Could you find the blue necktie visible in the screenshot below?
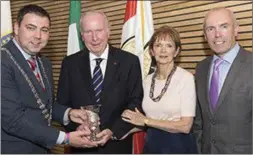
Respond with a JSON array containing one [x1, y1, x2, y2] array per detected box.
[[92, 58, 103, 103]]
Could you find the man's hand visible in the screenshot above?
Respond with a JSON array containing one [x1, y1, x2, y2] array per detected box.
[[94, 129, 113, 146], [68, 109, 88, 124], [76, 123, 90, 131], [76, 123, 91, 140], [68, 130, 98, 148]]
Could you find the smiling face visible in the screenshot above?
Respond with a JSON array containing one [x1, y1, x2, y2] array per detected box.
[[80, 12, 110, 56], [150, 37, 179, 65], [14, 13, 50, 55], [204, 8, 239, 56], [149, 26, 181, 66]]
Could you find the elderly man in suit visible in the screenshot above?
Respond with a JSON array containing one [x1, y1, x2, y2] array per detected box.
[[1, 4, 98, 154], [192, 7, 252, 154], [57, 11, 143, 154]]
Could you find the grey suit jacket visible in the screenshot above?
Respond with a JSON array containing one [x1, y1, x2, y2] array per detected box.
[[192, 47, 252, 154], [1, 40, 67, 154]]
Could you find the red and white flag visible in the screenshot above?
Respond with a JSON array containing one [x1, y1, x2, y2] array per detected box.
[[121, 0, 154, 153], [121, 0, 154, 79]]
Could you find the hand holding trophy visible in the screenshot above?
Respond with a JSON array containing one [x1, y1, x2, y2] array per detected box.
[[80, 104, 102, 142]]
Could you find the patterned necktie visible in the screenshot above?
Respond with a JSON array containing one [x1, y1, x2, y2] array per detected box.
[[92, 58, 103, 103], [27, 56, 45, 90], [209, 58, 223, 111]]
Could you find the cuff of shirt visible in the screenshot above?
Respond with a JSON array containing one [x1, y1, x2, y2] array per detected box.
[[56, 131, 66, 144], [63, 108, 71, 125]]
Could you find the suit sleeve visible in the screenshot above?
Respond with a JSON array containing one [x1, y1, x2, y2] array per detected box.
[[1, 53, 59, 149], [43, 57, 68, 124], [56, 57, 79, 131], [110, 55, 144, 138], [191, 67, 203, 154]]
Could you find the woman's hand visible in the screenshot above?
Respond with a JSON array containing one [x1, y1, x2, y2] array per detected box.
[[121, 108, 147, 126]]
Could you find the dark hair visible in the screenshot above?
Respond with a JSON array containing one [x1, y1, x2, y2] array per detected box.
[[149, 25, 181, 57], [16, 4, 51, 26]]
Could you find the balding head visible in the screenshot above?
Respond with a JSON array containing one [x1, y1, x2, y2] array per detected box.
[[203, 7, 238, 33], [79, 10, 110, 56], [203, 7, 239, 56], [80, 11, 110, 32]]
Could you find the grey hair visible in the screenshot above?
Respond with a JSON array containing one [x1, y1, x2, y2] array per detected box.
[[79, 10, 111, 32]]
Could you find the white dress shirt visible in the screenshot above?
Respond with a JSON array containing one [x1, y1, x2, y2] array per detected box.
[[208, 43, 240, 95], [89, 44, 109, 78]]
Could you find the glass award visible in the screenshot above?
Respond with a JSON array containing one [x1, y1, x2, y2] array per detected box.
[[81, 104, 102, 141]]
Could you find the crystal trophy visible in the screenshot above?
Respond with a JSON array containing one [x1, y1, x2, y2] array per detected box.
[[81, 104, 101, 141]]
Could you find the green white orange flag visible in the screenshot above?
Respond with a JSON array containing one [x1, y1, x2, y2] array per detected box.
[[67, 1, 83, 56], [1, 0, 12, 45], [121, 0, 154, 153]]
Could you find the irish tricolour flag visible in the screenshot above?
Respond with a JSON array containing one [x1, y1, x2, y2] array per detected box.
[[67, 1, 83, 56]]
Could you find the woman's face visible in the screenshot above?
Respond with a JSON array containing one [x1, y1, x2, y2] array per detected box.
[[150, 37, 179, 65]]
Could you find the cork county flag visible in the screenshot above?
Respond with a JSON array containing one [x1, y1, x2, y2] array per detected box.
[[121, 0, 154, 79], [121, 0, 154, 153]]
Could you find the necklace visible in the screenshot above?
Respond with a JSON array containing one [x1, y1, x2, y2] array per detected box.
[[149, 65, 177, 102]]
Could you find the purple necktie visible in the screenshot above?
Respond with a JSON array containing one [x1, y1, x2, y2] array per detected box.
[[209, 58, 223, 111]]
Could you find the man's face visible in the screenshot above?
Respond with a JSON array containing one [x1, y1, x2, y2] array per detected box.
[[14, 13, 50, 55], [204, 9, 238, 56], [81, 13, 109, 56]]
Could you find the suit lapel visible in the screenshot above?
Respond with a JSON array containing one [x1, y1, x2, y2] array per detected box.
[[200, 57, 215, 115], [37, 58, 52, 104], [100, 46, 120, 104], [7, 41, 46, 95], [78, 51, 97, 104], [214, 48, 247, 113]]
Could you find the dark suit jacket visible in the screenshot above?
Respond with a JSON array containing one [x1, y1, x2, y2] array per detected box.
[[1, 40, 67, 154], [192, 47, 252, 154], [57, 45, 143, 153]]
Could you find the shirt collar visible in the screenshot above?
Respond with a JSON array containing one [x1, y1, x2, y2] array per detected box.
[[212, 42, 240, 64], [12, 38, 33, 60], [89, 44, 109, 61]]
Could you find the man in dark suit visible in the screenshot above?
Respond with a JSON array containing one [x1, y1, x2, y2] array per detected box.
[[57, 11, 143, 153], [192, 7, 252, 154], [1, 5, 98, 154]]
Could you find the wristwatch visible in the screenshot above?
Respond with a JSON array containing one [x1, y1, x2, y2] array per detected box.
[[111, 134, 118, 140], [144, 119, 150, 126]]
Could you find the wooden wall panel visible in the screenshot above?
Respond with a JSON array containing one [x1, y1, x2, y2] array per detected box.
[[10, 0, 252, 154]]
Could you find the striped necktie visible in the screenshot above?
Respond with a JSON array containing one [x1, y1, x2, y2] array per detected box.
[[92, 58, 103, 103], [27, 56, 45, 90]]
